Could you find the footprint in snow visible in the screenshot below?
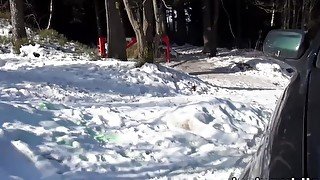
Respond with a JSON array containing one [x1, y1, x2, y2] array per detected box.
[[0, 60, 7, 67]]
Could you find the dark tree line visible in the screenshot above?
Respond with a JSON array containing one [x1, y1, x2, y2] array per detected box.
[[4, 0, 320, 63], [249, 0, 320, 29]]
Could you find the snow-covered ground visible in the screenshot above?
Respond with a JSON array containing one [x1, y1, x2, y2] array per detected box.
[[0, 25, 292, 179]]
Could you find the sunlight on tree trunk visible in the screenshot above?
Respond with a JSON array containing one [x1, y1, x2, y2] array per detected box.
[[9, 0, 27, 53], [46, 0, 54, 29]]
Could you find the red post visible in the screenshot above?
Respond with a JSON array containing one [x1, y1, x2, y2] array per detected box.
[[162, 35, 171, 63], [126, 37, 137, 49], [98, 37, 106, 58]]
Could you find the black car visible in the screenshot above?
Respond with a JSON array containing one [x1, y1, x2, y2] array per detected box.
[[240, 28, 320, 179]]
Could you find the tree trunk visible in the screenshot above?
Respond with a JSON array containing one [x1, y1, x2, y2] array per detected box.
[[211, 0, 219, 56], [236, 0, 242, 48], [106, 0, 127, 61], [159, 2, 166, 35], [153, 0, 161, 36], [282, 0, 288, 29], [190, 1, 202, 46], [202, 0, 219, 56], [301, 0, 307, 29], [271, 2, 275, 27], [175, 2, 186, 45], [307, 0, 320, 39], [142, 0, 154, 63], [292, 0, 296, 29], [169, 8, 176, 42], [202, 0, 212, 53], [94, 0, 103, 36], [153, 0, 166, 58], [123, 0, 154, 64], [309, 0, 319, 23], [46, 0, 53, 29], [9, 0, 27, 43]]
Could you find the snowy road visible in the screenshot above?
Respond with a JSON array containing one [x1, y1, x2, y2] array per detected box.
[[0, 44, 290, 179]]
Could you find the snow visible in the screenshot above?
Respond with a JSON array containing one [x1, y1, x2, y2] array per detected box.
[[0, 22, 292, 179], [0, 19, 12, 37]]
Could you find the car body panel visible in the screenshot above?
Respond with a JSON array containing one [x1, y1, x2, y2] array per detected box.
[[240, 29, 320, 179]]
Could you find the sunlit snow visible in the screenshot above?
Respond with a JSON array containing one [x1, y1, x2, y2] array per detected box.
[[0, 24, 292, 179]]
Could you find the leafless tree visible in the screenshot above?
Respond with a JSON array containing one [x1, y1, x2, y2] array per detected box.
[[105, 0, 127, 60], [46, 0, 53, 29], [9, 0, 27, 44], [202, 0, 219, 57], [123, 0, 154, 63], [249, 0, 319, 30]]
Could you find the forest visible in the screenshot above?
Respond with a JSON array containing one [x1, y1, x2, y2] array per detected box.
[[3, 0, 320, 63]]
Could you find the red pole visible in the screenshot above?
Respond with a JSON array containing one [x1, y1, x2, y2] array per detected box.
[[126, 37, 137, 49], [162, 35, 171, 63], [98, 37, 106, 58]]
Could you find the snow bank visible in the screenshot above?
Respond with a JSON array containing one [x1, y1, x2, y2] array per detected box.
[[0, 19, 12, 38], [0, 43, 290, 179]]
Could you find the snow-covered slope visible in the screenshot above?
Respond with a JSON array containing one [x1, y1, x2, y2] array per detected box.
[[0, 37, 291, 179]]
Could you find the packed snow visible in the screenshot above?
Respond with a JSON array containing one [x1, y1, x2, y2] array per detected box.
[[0, 26, 292, 179]]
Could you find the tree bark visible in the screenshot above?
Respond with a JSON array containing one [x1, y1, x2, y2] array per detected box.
[[211, 0, 219, 56], [301, 0, 307, 29], [190, 1, 202, 46], [236, 0, 242, 48], [175, 2, 186, 45], [202, 0, 212, 53], [123, 0, 144, 60], [282, 0, 288, 29], [153, 0, 166, 58], [307, 0, 320, 39], [123, 0, 154, 64], [46, 0, 53, 29], [202, 0, 219, 57], [153, 0, 161, 36], [159, 2, 166, 35], [271, 2, 275, 27], [143, 0, 154, 63], [106, 0, 127, 61], [94, 0, 103, 36], [9, 0, 27, 42], [292, 0, 296, 29]]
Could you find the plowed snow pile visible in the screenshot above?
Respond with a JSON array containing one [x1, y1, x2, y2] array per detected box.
[[0, 35, 291, 179]]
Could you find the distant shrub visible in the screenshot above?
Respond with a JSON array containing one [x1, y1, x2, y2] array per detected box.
[[0, 36, 10, 44], [71, 41, 100, 61], [36, 29, 99, 60], [0, 11, 10, 20], [38, 29, 68, 46], [126, 43, 138, 59], [127, 44, 149, 67]]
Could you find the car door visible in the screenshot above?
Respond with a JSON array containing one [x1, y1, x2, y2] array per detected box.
[[306, 48, 320, 177], [240, 29, 320, 179]]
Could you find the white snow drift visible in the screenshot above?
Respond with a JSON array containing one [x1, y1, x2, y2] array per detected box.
[[0, 40, 291, 179]]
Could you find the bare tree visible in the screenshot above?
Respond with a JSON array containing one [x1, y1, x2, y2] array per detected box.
[[306, 0, 320, 38], [123, 0, 154, 64], [46, 0, 53, 29], [9, 0, 27, 48], [250, 0, 319, 30], [106, 0, 127, 60], [175, 1, 186, 45], [202, 0, 219, 57], [153, 0, 167, 58]]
